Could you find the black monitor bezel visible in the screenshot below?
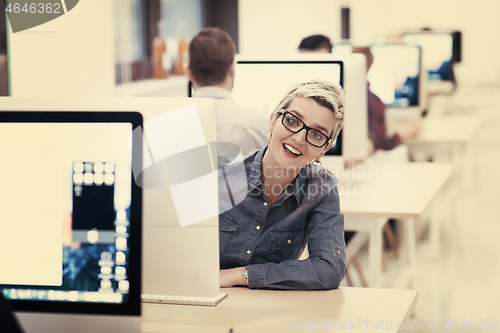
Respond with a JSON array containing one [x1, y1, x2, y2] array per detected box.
[[0, 111, 143, 316]]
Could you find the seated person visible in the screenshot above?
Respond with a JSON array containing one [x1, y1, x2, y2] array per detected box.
[[219, 80, 346, 290]]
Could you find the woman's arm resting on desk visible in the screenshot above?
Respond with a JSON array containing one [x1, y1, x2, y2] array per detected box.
[[220, 267, 248, 288]]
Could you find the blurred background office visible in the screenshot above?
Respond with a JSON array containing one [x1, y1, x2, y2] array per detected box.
[[3, 1, 500, 332], [4, 0, 500, 95]]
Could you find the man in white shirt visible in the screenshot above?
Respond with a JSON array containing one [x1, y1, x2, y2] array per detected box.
[[186, 27, 268, 156]]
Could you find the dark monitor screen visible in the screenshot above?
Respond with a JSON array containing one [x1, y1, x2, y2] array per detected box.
[[189, 60, 344, 156], [369, 44, 421, 108], [0, 112, 143, 317], [402, 32, 455, 82], [451, 31, 461, 63]]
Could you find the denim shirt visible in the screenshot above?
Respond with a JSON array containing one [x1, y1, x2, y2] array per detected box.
[[219, 148, 346, 290]]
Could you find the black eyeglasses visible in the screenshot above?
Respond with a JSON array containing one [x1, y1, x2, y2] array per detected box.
[[278, 109, 332, 148]]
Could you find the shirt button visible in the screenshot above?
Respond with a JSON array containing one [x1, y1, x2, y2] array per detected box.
[[256, 226, 261, 230], [246, 250, 251, 255], [264, 202, 268, 206], [287, 239, 291, 244]]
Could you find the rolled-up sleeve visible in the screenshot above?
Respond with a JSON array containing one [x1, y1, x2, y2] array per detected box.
[[246, 187, 346, 290]]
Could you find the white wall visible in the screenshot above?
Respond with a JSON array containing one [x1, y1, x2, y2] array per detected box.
[[350, 0, 500, 85], [8, 0, 114, 97], [239, 0, 500, 85], [239, 0, 342, 55]]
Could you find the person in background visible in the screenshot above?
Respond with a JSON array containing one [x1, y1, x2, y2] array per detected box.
[[186, 27, 268, 156], [298, 34, 332, 53], [0, 293, 24, 333]]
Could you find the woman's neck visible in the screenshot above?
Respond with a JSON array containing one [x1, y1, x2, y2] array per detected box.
[[261, 151, 299, 205]]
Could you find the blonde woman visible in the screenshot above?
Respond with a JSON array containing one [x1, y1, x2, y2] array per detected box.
[[219, 80, 346, 290]]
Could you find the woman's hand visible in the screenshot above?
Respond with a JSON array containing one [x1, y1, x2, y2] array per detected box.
[[220, 267, 247, 288]]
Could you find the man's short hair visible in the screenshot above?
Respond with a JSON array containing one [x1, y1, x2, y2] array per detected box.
[[298, 35, 332, 53], [188, 27, 236, 86]]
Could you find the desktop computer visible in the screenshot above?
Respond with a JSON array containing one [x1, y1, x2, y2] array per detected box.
[[0, 109, 143, 333], [0, 97, 226, 313], [369, 44, 425, 120], [230, 55, 344, 162], [230, 54, 369, 163], [402, 31, 459, 95]]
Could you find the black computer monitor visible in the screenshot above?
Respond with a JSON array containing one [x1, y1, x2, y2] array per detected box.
[[0, 111, 143, 333], [369, 44, 422, 113], [403, 32, 456, 82], [197, 59, 343, 156], [188, 59, 344, 155]]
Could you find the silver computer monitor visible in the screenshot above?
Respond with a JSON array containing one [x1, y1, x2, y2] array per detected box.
[[136, 98, 221, 300], [330, 53, 369, 161], [403, 32, 454, 82], [402, 32, 457, 95], [369, 44, 424, 119], [0, 108, 143, 333]]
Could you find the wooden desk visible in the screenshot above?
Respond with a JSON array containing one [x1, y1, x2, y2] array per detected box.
[[338, 163, 454, 219], [324, 160, 454, 288], [142, 287, 418, 333], [405, 115, 483, 145], [402, 115, 483, 191]]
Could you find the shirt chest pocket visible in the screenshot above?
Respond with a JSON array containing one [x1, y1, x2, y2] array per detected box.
[[219, 214, 239, 255], [268, 228, 306, 263]]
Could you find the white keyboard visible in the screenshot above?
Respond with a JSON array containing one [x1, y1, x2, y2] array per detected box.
[[141, 293, 227, 307]]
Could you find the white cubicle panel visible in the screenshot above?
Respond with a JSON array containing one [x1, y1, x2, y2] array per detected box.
[[7, 0, 114, 98]]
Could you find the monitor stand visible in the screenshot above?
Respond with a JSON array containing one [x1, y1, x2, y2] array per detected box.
[[141, 292, 227, 307]]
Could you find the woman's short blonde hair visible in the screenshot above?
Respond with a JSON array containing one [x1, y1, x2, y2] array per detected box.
[[273, 80, 345, 140]]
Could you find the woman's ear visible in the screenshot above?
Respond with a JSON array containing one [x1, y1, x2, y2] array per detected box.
[[268, 112, 277, 133], [316, 142, 333, 160]]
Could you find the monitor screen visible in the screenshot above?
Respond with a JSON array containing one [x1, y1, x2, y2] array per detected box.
[[231, 60, 344, 156], [368, 44, 421, 108], [0, 112, 142, 317], [402, 33, 454, 82]]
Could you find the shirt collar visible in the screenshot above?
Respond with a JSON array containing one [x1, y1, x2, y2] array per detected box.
[[247, 148, 266, 191], [192, 86, 234, 101]]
